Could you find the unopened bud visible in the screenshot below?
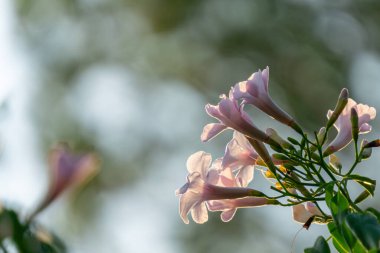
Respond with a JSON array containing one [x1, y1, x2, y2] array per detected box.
[[317, 127, 326, 145], [326, 88, 349, 130], [266, 128, 294, 150], [351, 108, 359, 144]]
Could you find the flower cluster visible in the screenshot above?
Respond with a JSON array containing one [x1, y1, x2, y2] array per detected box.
[[176, 66, 378, 232]]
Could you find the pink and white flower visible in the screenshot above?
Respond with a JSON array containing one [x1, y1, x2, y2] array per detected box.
[[207, 161, 269, 222], [324, 98, 376, 156], [201, 90, 272, 145], [222, 131, 259, 169], [176, 151, 260, 224], [233, 67, 301, 133]]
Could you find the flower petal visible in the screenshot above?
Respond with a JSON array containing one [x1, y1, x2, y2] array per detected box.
[[221, 209, 237, 222], [201, 123, 227, 142], [179, 190, 200, 224], [186, 151, 212, 177], [191, 202, 208, 224], [359, 123, 372, 134]]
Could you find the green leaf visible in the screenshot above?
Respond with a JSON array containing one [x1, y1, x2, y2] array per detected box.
[[345, 213, 380, 251], [304, 236, 330, 253], [328, 222, 350, 253], [347, 174, 376, 196]]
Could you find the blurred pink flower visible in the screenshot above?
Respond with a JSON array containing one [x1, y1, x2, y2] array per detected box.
[[233, 67, 301, 133], [324, 98, 376, 156], [201, 91, 271, 144], [176, 151, 257, 224], [292, 202, 323, 224], [30, 144, 100, 218]]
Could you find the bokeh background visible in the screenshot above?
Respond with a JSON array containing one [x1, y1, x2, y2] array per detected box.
[[0, 0, 380, 252]]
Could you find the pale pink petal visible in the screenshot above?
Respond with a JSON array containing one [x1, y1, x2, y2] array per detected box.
[[359, 123, 372, 134], [186, 151, 212, 177], [305, 202, 323, 216], [207, 200, 232, 211], [236, 165, 254, 187], [292, 204, 311, 224], [205, 104, 223, 119], [233, 81, 248, 100], [221, 209, 237, 222], [179, 191, 200, 224], [261, 66, 270, 92], [222, 131, 258, 168], [191, 202, 209, 224], [71, 154, 100, 187], [201, 123, 227, 142]]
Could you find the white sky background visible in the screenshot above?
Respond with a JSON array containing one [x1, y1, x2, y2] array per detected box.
[[0, 0, 44, 212], [1, 1, 380, 253]]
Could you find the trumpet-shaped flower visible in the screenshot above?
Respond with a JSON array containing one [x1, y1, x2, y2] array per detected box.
[[201, 91, 273, 145], [30, 144, 100, 218], [207, 162, 270, 222], [233, 67, 301, 133], [222, 131, 259, 169], [176, 151, 258, 224], [292, 202, 323, 224], [324, 98, 376, 156]]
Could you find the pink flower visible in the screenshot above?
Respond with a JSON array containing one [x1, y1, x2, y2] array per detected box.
[[292, 202, 323, 224], [207, 162, 269, 222], [233, 67, 302, 133], [201, 90, 272, 145], [222, 131, 259, 169], [324, 98, 376, 156], [176, 152, 257, 224], [30, 144, 100, 218]]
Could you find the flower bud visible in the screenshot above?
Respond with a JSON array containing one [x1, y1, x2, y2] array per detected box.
[[266, 128, 294, 150], [317, 127, 326, 145], [326, 88, 349, 130], [351, 107, 359, 144]]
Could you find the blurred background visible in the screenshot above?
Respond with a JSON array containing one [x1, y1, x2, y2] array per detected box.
[[0, 0, 380, 252]]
